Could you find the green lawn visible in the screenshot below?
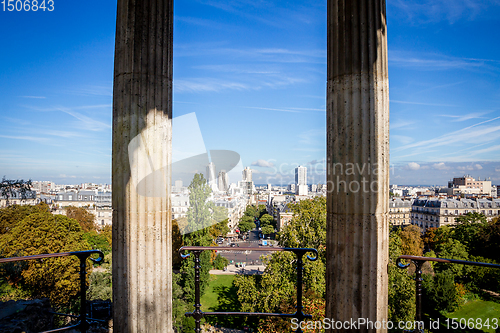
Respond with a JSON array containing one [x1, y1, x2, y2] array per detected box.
[[442, 300, 500, 332], [200, 274, 245, 328], [200, 275, 235, 311]]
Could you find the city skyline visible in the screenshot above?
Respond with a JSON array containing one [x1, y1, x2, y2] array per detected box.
[[1, 1, 500, 186]]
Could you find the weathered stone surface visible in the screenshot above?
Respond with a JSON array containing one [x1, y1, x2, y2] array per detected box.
[[326, 0, 389, 331], [112, 0, 173, 331]]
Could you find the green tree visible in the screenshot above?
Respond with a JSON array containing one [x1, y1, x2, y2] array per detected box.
[[209, 218, 230, 238], [453, 212, 487, 253], [83, 231, 111, 255], [476, 217, 500, 262], [244, 205, 256, 218], [212, 254, 229, 270], [66, 206, 97, 232], [435, 238, 469, 277], [212, 205, 228, 224], [0, 211, 90, 305], [256, 204, 267, 219], [423, 225, 452, 252], [278, 196, 326, 250], [180, 173, 213, 303], [172, 219, 183, 268], [259, 214, 274, 228], [388, 228, 416, 325], [238, 216, 255, 233], [261, 225, 274, 235], [87, 271, 112, 301], [423, 271, 460, 313], [234, 196, 327, 330]]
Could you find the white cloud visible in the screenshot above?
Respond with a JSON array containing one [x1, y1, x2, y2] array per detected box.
[[433, 162, 450, 170], [475, 164, 483, 170], [251, 159, 274, 168], [407, 162, 420, 170]]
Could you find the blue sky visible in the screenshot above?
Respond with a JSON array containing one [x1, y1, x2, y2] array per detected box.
[[1, 0, 499, 186]]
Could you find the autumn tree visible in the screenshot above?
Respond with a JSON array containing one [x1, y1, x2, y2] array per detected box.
[[0, 202, 49, 235], [65, 206, 97, 232], [0, 211, 90, 305], [423, 225, 451, 252], [399, 224, 424, 256]]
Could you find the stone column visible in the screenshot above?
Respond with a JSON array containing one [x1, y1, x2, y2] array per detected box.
[[326, 0, 389, 332], [112, 0, 173, 332]]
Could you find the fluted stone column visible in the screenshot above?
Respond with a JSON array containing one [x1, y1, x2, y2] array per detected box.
[[326, 1, 389, 332], [112, 0, 173, 331]]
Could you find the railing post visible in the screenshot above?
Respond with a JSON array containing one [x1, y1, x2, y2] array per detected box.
[[193, 250, 203, 333], [76, 252, 90, 333], [294, 250, 305, 333], [413, 260, 424, 325]]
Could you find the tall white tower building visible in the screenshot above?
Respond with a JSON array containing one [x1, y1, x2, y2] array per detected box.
[[295, 166, 308, 195], [218, 170, 229, 192], [242, 166, 252, 182], [206, 162, 218, 192]]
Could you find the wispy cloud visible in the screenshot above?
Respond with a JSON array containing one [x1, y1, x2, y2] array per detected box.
[[392, 135, 415, 145], [19, 96, 46, 99], [391, 100, 459, 107], [390, 51, 500, 72], [298, 128, 325, 145], [390, 119, 415, 130], [0, 134, 50, 143], [240, 106, 300, 113], [175, 73, 306, 93], [24, 105, 111, 131], [174, 79, 251, 93], [195, 0, 324, 28], [66, 85, 113, 97], [389, 0, 500, 24], [393, 116, 500, 161], [175, 44, 324, 64], [439, 111, 490, 122]]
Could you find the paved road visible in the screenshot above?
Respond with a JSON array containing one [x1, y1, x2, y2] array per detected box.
[[217, 230, 276, 267]]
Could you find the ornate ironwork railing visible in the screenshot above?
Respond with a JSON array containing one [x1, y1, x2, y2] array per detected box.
[[397, 255, 500, 333], [0, 250, 105, 333], [179, 246, 318, 333]]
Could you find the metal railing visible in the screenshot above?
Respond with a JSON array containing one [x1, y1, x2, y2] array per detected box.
[[397, 254, 500, 333], [0, 249, 105, 333], [179, 246, 318, 333]]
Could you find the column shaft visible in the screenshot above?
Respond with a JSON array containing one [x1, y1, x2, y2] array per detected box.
[[326, 0, 389, 332], [112, 0, 173, 332]]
